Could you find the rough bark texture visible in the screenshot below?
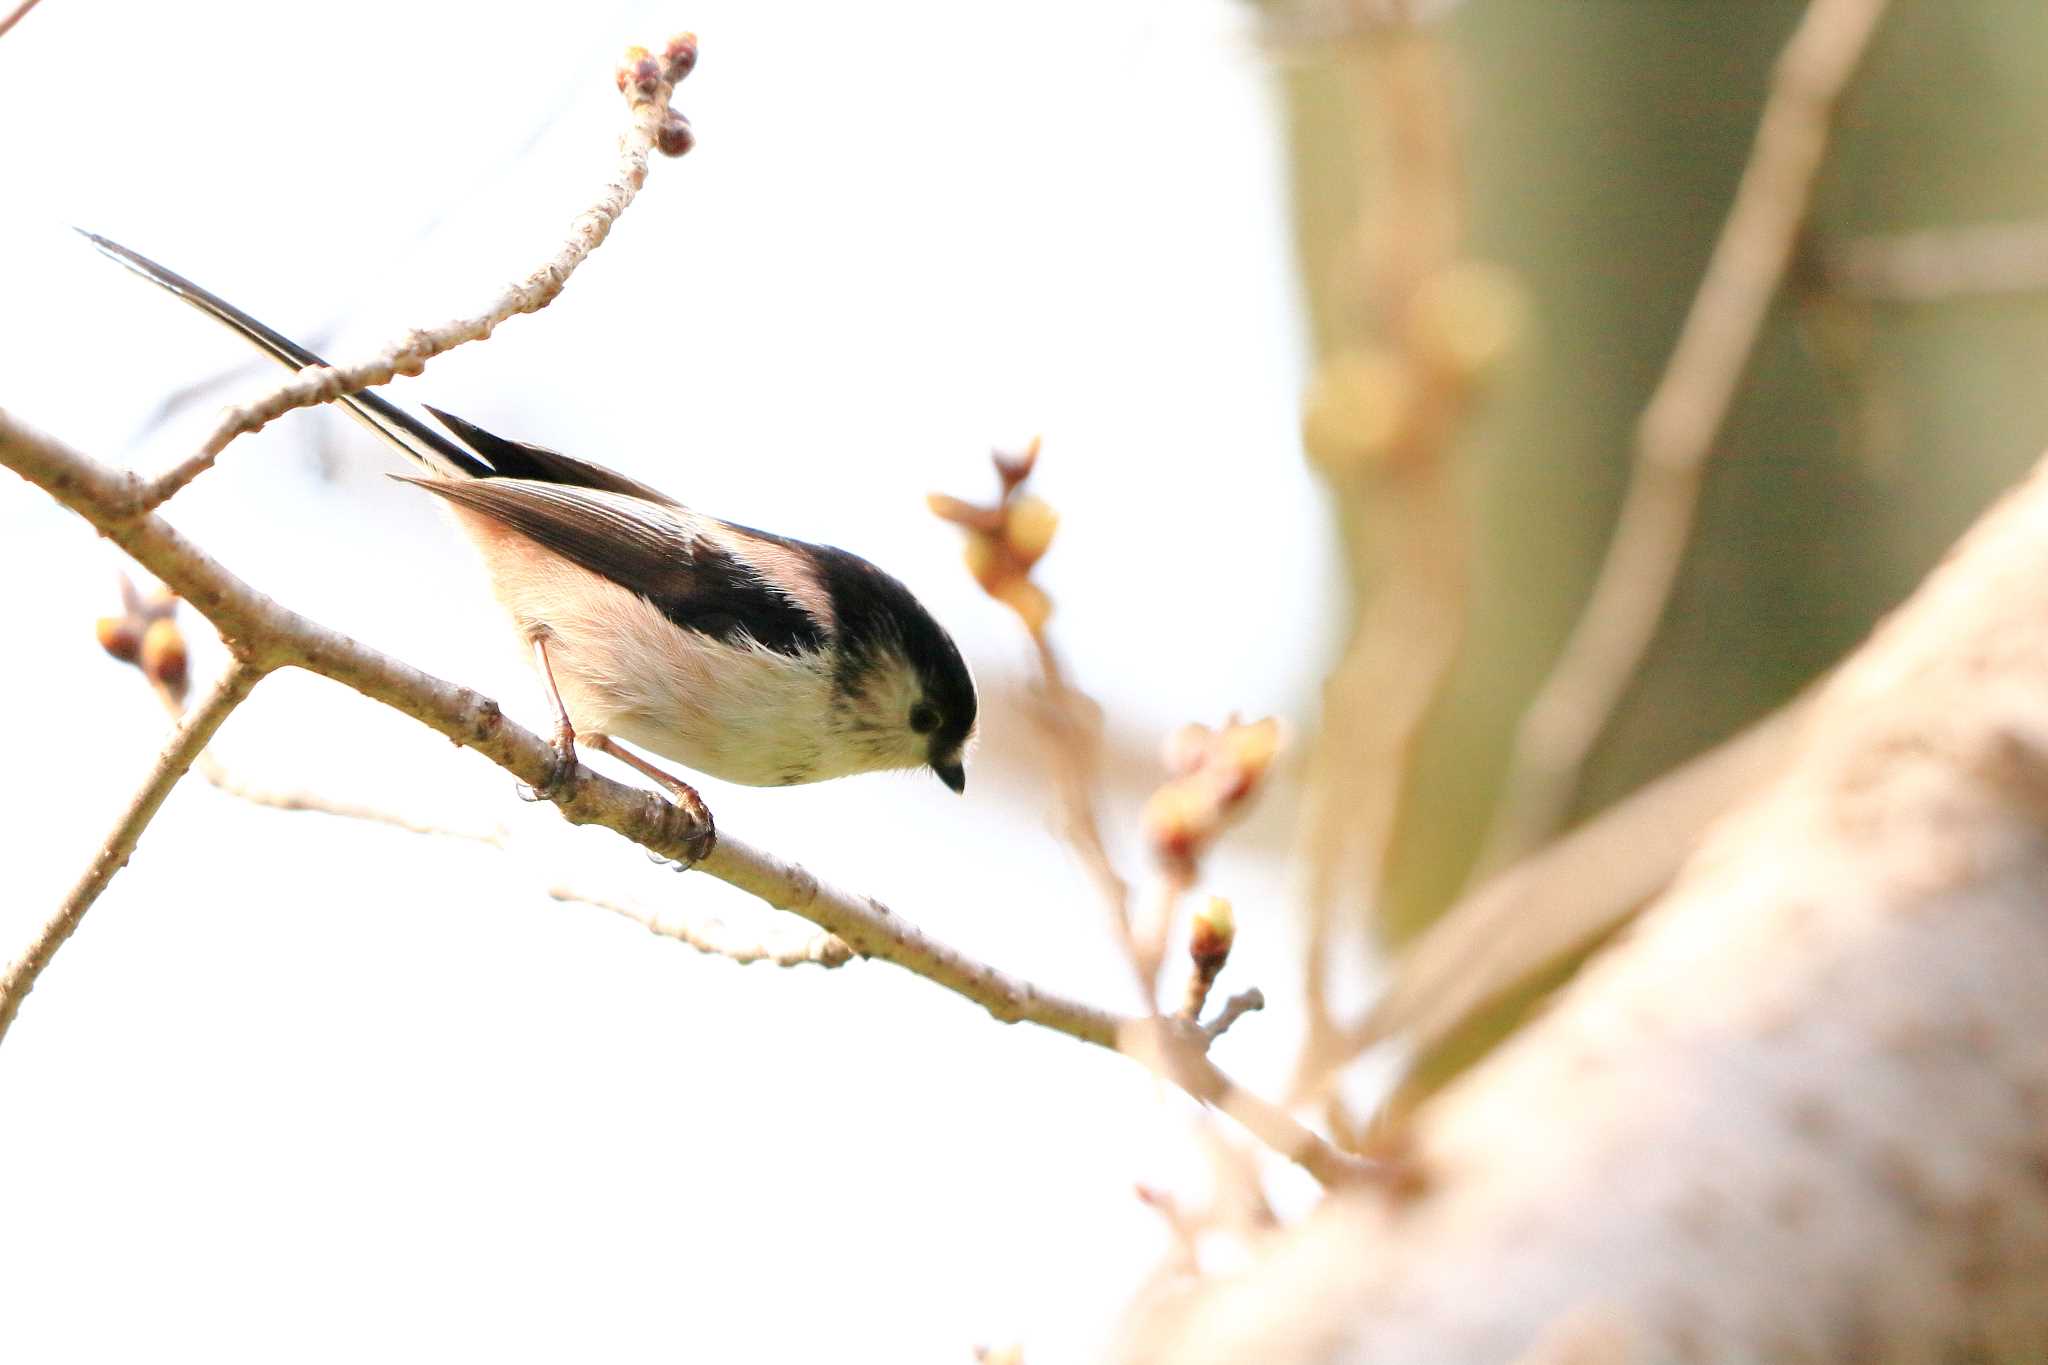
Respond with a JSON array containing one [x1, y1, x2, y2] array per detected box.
[[1119, 452, 2048, 1362]]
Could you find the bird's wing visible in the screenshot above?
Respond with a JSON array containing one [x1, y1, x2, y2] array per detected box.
[[402, 477, 834, 657], [423, 407, 684, 504]]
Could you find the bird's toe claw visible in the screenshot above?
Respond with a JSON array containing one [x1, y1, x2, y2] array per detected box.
[[662, 786, 717, 868], [517, 735, 581, 803]]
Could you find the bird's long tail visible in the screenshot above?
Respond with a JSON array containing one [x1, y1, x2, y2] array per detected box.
[[80, 231, 490, 481]]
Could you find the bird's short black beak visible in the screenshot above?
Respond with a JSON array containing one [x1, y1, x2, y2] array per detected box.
[[933, 758, 966, 794]]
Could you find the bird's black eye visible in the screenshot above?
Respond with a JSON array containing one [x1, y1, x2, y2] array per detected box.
[[908, 702, 940, 735]]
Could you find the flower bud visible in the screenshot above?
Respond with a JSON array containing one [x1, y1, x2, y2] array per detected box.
[[1189, 896, 1236, 972], [1002, 495, 1058, 568], [616, 50, 664, 98], [663, 32, 699, 82], [1302, 348, 1412, 476], [961, 534, 1006, 593], [140, 617, 188, 698], [1408, 261, 1525, 383], [1144, 716, 1282, 877], [657, 112, 695, 158], [96, 615, 142, 664], [992, 435, 1041, 492], [1142, 782, 1210, 870], [1161, 722, 1213, 778], [616, 46, 652, 92], [1220, 717, 1280, 790]]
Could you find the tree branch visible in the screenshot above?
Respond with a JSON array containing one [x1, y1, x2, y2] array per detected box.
[[0, 0, 45, 41], [1472, 0, 1892, 876], [547, 886, 854, 968], [1358, 686, 1817, 1061], [0, 658, 263, 1043], [1816, 217, 2048, 303], [0, 408, 1376, 1187], [130, 627, 844, 970], [133, 33, 699, 509], [1290, 24, 1483, 1093]]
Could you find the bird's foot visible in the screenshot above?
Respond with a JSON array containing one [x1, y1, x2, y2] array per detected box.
[[517, 724, 582, 803], [591, 734, 715, 867], [657, 781, 717, 867]]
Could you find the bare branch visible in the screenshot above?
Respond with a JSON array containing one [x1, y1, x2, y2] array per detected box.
[[1354, 688, 1816, 1061], [138, 636, 823, 961], [938, 442, 1188, 1005], [0, 409, 1371, 1187], [1203, 988, 1266, 1043], [1472, 0, 1892, 876], [132, 636, 823, 964], [929, 450, 1357, 1182], [203, 769, 509, 846], [0, 0, 46, 42], [1293, 27, 1475, 1093], [1259, 0, 1473, 48], [1030, 634, 1144, 985], [0, 659, 264, 1043], [135, 33, 700, 509], [547, 887, 853, 968], [1817, 217, 2048, 302], [1123, 1017, 1382, 1189]]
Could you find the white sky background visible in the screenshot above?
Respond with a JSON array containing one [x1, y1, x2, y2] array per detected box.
[[0, 0, 1343, 1359]]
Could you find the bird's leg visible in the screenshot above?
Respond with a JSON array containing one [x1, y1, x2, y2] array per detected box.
[[527, 634, 581, 799], [590, 733, 717, 865]]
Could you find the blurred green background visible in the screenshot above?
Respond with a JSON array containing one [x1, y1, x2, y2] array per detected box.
[[1270, 0, 2048, 944]]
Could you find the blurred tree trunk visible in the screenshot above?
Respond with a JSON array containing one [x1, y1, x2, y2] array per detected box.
[[1117, 443, 2048, 1362], [1265, 0, 2048, 1087]]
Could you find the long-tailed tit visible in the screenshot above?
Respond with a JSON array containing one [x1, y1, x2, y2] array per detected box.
[[84, 234, 978, 858]]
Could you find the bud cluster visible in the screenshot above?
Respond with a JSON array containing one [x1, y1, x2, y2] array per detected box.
[[1141, 717, 1281, 880], [1300, 260, 1525, 478], [929, 437, 1059, 634], [615, 32, 699, 159], [96, 578, 189, 702]]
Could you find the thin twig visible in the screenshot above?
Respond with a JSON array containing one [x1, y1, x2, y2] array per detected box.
[[1029, 633, 1159, 999], [134, 34, 699, 509], [205, 770, 510, 845], [1817, 217, 2048, 303], [0, 409, 1376, 1188], [1203, 988, 1265, 1042], [162, 659, 832, 963], [1293, 28, 1471, 1094], [0, 0, 45, 41], [1259, 0, 1473, 51], [1471, 0, 1892, 877], [202, 728, 825, 966], [149, 647, 830, 964], [548, 886, 854, 968], [139, 655, 512, 844], [1122, 1016, 1379, 1189], [941, 447, 1199, 1009], [1348, 690, 1815, 1065], [0, 659, 264, 1043], [1134, 1184, 1205, 1275]]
